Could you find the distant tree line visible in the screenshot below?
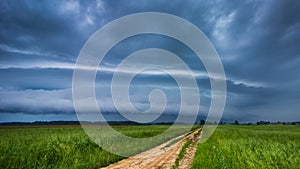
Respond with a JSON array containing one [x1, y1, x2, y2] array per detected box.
[[0, 120, 299, 126], [0, 120, 177, 126], [198, 120, 299, 125]]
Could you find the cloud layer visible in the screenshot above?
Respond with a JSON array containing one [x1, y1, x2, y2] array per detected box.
[[0, 0, 300, 122]]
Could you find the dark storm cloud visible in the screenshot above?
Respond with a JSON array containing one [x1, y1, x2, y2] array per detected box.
[[0, 0, 299, 122], [0, 0, 108, 62], [214, 1, 300, 121], [0, 68, 72, 90], [220, 1, 300, 84]]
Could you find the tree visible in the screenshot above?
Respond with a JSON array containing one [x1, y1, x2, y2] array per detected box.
[[200, 119, 205, 125], [234, 120, 239, 125]]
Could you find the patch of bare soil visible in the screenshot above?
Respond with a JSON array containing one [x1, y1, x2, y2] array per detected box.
[[101, 128, 202, 169], [177, 131, 202, 169]]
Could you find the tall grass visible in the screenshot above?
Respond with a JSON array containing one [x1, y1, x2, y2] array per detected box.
[[0, 125, 187, 169], [0, 127, 121, 168], [191, 125, 300, 169], [89, 125, 191, 156]]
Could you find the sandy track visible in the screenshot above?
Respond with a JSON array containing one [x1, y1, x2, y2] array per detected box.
[[177, 132, 201, 169], [101, 128, 201, 169]]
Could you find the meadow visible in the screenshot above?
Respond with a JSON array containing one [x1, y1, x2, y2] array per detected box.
[[191, 125, 300, 169], [0, 125, 189, 169], [1, 124, 299, 169]]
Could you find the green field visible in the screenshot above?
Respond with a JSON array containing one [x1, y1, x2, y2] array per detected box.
[[0, 125, 192, 169], [0, 126, 118, 169], [191, 125, 300, 169], [1, 125, 299, 169]]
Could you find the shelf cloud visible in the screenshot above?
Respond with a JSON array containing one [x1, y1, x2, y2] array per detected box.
[[0, 0, 300, 122]]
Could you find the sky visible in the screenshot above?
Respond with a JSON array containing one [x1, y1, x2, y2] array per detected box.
[[0, 0, 300, 123]]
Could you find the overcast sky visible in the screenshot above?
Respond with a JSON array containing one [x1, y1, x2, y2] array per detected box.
[[0, 0, 300, 123]]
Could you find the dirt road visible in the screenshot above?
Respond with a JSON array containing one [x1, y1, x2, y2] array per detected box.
[[101, 128, 202, 169]]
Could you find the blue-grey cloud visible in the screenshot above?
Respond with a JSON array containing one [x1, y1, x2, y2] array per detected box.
[[0, 0, 299, 122]]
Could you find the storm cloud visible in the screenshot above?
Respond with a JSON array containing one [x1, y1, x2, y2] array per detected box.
[[0, 0, 300, 122]]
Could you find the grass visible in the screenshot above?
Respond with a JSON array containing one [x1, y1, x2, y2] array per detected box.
[[0, 126, 120, 169], [88, 125, 192, 157], [191, 125, 300, 169], [0, 125, 189, 169], [172, 140, 192, 169], [172, 127, 202, 169], [2, 124, 296, 168]]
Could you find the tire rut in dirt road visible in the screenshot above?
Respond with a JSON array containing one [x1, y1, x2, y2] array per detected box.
[[177, 134, 201, 169], [101, 128, 202, 169]]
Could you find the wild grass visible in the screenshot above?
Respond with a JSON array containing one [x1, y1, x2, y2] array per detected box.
[[0, 125, 188, 169], [191, 125, 300, 169], [172, 140, 192, 169]]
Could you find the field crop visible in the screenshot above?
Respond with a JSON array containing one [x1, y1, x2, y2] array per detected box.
[[191, 125, 300, 169]]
